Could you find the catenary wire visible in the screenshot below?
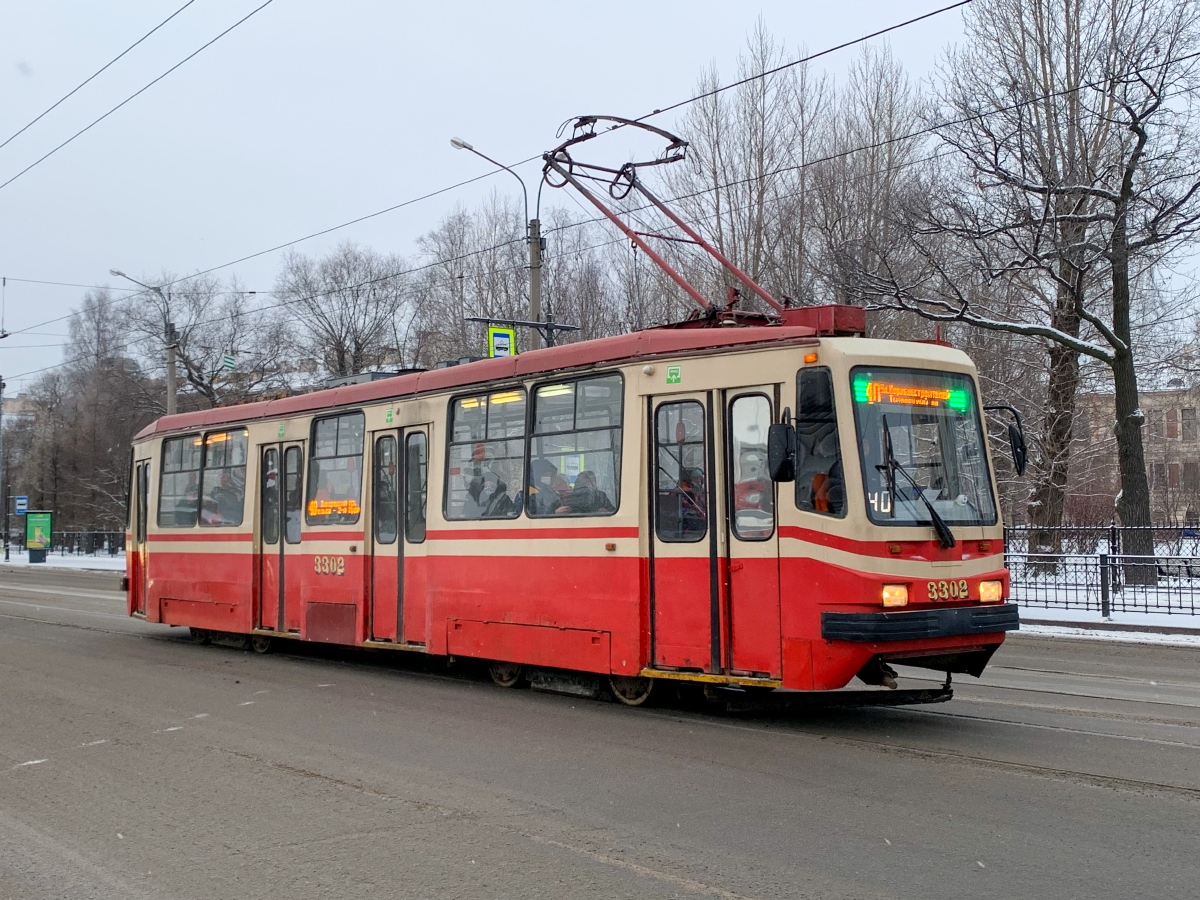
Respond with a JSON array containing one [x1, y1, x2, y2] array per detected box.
[[0, 5, 960, 337], [8, 3, 1190, 375], [0, 0, 199, 153], [629, 0, 975, 124], [4, 144, 954, 385], [0, 0, 278, 195], [0, 4, 956, 333]]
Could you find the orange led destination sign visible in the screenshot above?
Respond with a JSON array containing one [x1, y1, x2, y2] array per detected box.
[[307, 499, 361, 517], [853, 377, 969, 411]]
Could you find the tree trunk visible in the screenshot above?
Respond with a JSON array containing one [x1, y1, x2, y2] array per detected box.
[[1110, 191, 1155, 583], [1027, 224, 1086, 560]]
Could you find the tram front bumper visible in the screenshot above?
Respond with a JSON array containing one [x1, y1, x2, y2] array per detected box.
[[820, 603, 1019, 643]]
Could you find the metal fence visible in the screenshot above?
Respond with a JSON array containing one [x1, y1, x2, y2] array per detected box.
[[49, 531, 125, 556], [1005, 525, 1200, 616]]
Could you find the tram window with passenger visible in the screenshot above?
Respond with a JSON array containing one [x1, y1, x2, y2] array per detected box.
[[851, 367, 996, 526], [306, 412, 365, 525], [158, 434, 202, 527], [445, 389, 525, 519], [199, 430, 248, 527], [795, 368, 845, 518], [527, 374, 622, 517]]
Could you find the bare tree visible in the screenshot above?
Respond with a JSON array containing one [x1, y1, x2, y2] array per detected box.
[[855, 0, 1200, 566], [275, 242, 411, 378]]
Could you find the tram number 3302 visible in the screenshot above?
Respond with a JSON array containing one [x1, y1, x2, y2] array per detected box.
[[928, 579, 970, 601], [314, 556, 346, 576]]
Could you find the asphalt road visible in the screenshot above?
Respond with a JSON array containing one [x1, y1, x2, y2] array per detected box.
[[1, 566, 1198, 900]]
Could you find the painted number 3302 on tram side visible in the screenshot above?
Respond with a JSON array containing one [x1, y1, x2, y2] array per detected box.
[[125, 305, 1022, 706]]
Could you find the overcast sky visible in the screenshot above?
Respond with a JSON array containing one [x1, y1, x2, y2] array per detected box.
[[0, 1, 967, 391]]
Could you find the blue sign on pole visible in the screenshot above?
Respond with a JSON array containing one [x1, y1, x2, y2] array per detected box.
[[14, 496, 27, 515]]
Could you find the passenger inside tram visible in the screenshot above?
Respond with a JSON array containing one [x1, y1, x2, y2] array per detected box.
[[797, 425, 845, 516], [555, 469, 614, 515], [527, 458, 562, 515]]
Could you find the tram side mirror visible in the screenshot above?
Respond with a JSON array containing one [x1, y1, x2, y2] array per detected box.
[[1008, 422, 1027, 476], [986, 405, 1027, 477], [768, 408, 797, 483]]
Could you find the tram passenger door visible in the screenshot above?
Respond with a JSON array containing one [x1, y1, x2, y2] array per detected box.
[[650, 394, 721, 672], [724, 391, 781, 678], [369, 426, 429, 644], [130, 460, 149, 616], [369, 433, 400, 641], [258, 443, 305, 632], [649, 392, 782, 678]]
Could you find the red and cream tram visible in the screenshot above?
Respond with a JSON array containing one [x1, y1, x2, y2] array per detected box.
[[125, 308, 1020, 704]]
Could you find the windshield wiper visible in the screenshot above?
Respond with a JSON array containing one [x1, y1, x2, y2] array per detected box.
[[877, 415, 956, 549]]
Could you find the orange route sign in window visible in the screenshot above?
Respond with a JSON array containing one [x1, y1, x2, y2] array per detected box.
[[307, 499, 361, 518]]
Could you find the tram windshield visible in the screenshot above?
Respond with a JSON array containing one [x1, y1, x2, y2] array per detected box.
[[851, 366, 997, 528]]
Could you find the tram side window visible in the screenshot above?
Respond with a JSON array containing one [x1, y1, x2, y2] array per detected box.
[[729, 394, 775, 540], [284, 446, 303, 543], [655, 402, 708, 542], [795, 368, 845, 517], [374, 436, 398, 544], [445, 390, 525, 520], [262, 448, 280, 545], [306, 412, 365, 525], [527, 374, 623, 517], [158, 435, 201, 527], [200, 430, 249, 527], [405, 433, 427, 542]]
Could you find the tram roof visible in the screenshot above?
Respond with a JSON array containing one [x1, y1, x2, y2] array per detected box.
[[134, 324, 827, 441]]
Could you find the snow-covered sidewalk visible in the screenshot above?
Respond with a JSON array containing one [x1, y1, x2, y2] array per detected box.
[[0, 550, 126, 572], [1015, 602, 1200, 646]]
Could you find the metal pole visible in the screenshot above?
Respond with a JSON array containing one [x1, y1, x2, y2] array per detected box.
[[1100, 552, 1111, 618], [165, 318, 177, 416], [528, 218, 543, 349]]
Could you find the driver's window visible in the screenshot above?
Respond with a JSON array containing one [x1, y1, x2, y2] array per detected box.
[[795, 368, 845, 517]]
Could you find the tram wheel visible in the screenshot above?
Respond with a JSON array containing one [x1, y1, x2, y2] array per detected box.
[[488, 661, 526, 688], [250, 635, 272, 654], [189, 628, 211, 645], [609, 675, 654, 707]]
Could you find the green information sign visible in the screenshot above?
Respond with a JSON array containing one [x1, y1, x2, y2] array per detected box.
[[666, 365, 682, 385], [26, 511, 52, 551]]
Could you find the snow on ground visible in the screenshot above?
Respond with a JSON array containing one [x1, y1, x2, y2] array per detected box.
[[0, 550, 126, 572], [1020, 623, 1200, 648], [1016, 602, 1200, 633]]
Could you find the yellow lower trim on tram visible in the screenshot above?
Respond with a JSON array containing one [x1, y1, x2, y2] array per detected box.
[[639, 668, 782, 688]]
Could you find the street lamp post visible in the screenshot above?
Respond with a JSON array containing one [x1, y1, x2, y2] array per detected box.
[[450, 137, 545, 349], [110, 270, 178, 416]]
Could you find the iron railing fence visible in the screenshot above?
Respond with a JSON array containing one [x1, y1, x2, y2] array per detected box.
[[50, 531, 125, 556], [1004, 551, 1200, 616], [1002, 524, 1200, 557]]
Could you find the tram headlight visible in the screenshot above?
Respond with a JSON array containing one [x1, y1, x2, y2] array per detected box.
[[979, 580, 1004, 603], [881, 584, 909, 608]]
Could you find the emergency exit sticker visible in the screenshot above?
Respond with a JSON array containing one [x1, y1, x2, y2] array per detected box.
[[666, 365, 682, 384], [277, 423, 285, 438], [385, 408, 394, 424]]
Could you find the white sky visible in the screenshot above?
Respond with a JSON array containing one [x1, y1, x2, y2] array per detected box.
[[0, 1, 966, 391]]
